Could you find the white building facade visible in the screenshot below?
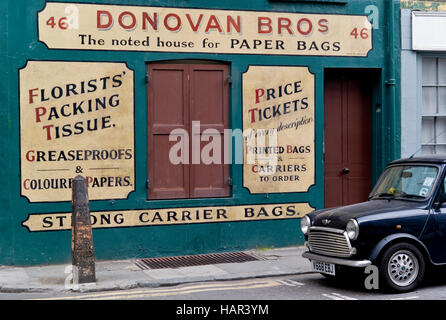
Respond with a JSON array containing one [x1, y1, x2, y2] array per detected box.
[[402, 9, 446, 157]]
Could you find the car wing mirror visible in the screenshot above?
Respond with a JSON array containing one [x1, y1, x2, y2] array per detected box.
[[435, 193, 446, 209], [401, 171, 412, 178]]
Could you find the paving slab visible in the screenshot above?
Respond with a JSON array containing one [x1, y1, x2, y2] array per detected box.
[[0, 245, 312, 293]]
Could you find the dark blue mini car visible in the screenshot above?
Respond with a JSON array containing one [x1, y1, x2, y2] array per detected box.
[[301, 155, 446, 292]]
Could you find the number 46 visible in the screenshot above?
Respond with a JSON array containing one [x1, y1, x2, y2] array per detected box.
[[45, 5, 79, 30], [350, 27, 369, 40]]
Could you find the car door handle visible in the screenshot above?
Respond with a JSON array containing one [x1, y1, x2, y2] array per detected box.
[[342, 168, 350, 174]]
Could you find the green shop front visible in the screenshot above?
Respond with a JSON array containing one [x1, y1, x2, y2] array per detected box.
[[0, 0, 401, 265]]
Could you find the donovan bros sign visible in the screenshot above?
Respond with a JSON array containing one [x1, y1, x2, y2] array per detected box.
[[38, 2, 372, 56]]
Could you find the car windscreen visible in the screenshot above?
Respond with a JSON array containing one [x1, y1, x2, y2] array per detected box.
[[370, 165, 439, 200]]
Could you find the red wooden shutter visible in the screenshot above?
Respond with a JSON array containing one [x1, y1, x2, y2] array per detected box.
[[190, 64, 230, 198], [147, 62, 230, 200], [147, 64, 190, 199]]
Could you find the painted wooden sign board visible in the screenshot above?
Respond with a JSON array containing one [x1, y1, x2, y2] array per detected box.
[[19, 61, 135, 202], [22, 202, 314, 231], [243, 66, 315, 193], [38, 2, 373, 56]]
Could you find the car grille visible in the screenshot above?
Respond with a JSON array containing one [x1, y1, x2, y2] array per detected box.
[[308, 227, 352, 258]]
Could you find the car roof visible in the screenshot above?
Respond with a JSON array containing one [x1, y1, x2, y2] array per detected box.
[[390, 154, 446, 165]]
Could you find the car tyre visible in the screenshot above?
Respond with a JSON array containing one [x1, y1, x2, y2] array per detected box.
[[378, 242, 425, 293]]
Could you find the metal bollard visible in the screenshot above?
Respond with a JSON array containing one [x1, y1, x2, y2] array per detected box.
[[71, 175, 96, 284]]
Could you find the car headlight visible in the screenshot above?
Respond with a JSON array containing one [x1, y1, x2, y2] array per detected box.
[[346, 219, 359, 240], [300, 215, 311, 235]]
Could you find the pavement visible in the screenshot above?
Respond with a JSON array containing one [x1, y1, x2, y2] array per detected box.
[[0, 246, 313, 293]]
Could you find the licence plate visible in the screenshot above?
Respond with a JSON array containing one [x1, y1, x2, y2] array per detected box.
[[312, 260, 336, 276]]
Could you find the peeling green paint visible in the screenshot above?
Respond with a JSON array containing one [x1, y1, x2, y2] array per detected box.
[[401, 0, 446, 11]]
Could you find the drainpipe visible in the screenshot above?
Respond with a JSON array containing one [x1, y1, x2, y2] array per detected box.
[[386, 0, 398, 162]]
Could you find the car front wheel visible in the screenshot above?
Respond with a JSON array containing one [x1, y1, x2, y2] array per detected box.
[[379, 242, 425, 293]]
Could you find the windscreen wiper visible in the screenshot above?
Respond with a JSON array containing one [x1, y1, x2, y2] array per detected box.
[[395, 193, 425, 199], [373, 192, 396, 199]]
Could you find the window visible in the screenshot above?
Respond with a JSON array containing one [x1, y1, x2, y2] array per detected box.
[[147, 62, 230, 200], [370, 165, 439, 200], [421, 57, 446, 154]]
